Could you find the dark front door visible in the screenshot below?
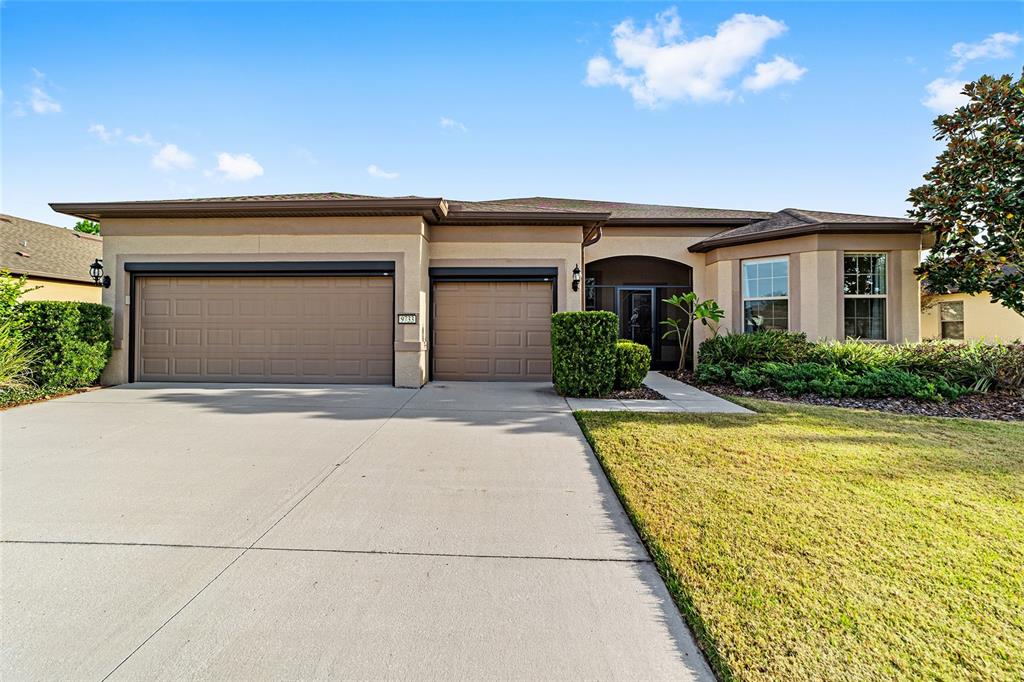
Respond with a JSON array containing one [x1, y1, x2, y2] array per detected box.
[[619, 288, 655, 349]]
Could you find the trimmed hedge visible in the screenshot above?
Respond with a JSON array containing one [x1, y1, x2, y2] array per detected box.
[[551, 311, 618, 397], [615, 340, 651, 390], [18, 301, 112, 391]]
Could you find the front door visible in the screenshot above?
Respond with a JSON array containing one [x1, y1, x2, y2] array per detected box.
[[618, 288, 655, 349]]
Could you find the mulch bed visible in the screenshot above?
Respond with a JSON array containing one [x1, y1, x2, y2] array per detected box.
[[607, 385, 667, 400], [665, 370, 1024, 422]]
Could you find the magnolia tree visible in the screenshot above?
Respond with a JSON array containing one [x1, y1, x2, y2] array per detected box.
[[909, 71, 1024, 317]]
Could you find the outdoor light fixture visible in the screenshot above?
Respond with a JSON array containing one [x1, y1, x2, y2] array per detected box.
[[572, 264, 581, 292], [89, 258, 111, 288]]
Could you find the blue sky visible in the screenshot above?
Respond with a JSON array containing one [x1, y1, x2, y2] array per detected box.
[[2, 2, 1021, 227]]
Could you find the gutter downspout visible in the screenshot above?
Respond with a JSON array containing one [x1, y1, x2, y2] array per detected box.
[[580, 221, 604, 309]]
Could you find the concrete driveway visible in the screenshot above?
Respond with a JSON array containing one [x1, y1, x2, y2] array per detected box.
[[1, 382, 712, 681]]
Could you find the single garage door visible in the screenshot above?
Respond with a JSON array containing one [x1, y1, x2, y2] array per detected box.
[[137, 275, 392, 383], [432, 280, 552, 381]]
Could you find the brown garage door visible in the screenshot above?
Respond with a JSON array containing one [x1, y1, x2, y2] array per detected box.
[[432, 280, 552, 381], [137, 275, 392, 383]]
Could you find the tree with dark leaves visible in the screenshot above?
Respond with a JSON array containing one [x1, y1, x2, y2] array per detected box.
[[910, 71, 1023, 317]]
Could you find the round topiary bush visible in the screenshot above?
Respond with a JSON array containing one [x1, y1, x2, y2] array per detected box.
[[615, 340, 651, 390]]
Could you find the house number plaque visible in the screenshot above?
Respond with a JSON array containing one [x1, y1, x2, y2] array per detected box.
[[397, 313, 417, 325]]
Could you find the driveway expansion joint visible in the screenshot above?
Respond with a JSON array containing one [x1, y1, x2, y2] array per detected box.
[[2, 540, 650, 564]]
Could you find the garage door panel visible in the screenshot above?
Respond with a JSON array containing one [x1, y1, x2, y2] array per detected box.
[[432, 281, 552, 381], [138, 275, 392, 383]]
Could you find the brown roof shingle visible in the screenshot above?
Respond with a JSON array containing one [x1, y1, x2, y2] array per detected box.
[[689, 208, 920, 252], [1, 214, 102, 284]]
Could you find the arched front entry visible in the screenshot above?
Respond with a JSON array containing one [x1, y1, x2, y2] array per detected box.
[[584, 256, 694, 369]]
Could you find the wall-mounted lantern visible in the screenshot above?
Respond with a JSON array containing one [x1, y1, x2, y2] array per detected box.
[[572, 264, 581, 292], [89, 258, 111, 288]]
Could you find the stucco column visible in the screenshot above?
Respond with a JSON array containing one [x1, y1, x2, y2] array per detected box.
[[799, 250, 839, 341], [393, 228, 429, 388]]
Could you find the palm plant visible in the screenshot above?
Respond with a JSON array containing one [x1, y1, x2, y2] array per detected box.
[[661, 293, 726, 372]]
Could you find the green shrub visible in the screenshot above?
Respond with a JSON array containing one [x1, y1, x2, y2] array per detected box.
[[809, 340, 898, 373], [551, 311, 618, 397], [733, 365, 770, 391], [699, 330, 811, 367], [694, 362, 730, 385], [18, 301, 112, 391], [0, 319, 37, 390], [615, 340, 651, 390], [995, 344, 1024, 391]]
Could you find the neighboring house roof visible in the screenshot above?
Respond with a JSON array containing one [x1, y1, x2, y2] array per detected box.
[[0, 214, 102, 284], [688, 208, 921, 252], [49, 194, 920, 244]]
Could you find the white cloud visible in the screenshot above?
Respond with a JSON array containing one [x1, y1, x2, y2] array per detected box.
[[126, 132, 158, 147], [742, 56, 807, 92], [28, 85, 61, 114], [439, 116, 468, 132], [367, 164, 399, 180], [215, 152, 264, 181], [584, 7, 802, 106], [922, 78, 969, 112], [151, 144, 195, 171], [950, 32, 1020, 73], [88, 123, 122, 143]]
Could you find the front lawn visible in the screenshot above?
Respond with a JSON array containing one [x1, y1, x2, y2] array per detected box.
[[577, 400, 1024, 681]]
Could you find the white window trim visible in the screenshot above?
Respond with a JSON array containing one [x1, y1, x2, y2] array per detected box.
[[742, 256, 790, 332], [843, 252, 888, 342]]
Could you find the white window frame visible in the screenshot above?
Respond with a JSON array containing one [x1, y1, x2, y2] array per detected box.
[[741, 256, 790, 333], [843, 252, 888, 341], [939, 300, 965, 340]]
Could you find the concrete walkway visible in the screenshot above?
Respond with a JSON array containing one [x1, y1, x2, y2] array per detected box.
[[1, 382, 714, 681], [566, 371, 753, 413]]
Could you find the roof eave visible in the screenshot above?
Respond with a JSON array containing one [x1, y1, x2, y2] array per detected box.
[[605, 217, 762, 228], [440, 211, 610, 227], [688, 222, 925, 253], [49, 198, 449, 222]]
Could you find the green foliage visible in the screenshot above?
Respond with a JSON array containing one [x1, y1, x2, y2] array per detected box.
[[699, 329, 811, 366], [614, 340, 651, 390], [809, 339, 898, 373], [660, 293, 726, 372], [551, 311, 618, 397], [694, 362, 731, 385], [18, 301, 112, 391], [732, 366, 769, 391], [0, 319, 38, 390], [910, 71, 1024, 317], [0, 269, 40, 324], [73, 219, 101, 235], [994, 344, 1024, 391]]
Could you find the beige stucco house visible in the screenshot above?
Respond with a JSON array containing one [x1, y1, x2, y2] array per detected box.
[[1, 214, 103, 303], [51, 194, 926, 388], [921, 292, 1024, 342]]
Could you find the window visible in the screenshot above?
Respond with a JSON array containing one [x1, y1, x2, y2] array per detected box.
[[843, 253, 887, 340], [940, 301, 965, 340], [742, 257, 789, 332]]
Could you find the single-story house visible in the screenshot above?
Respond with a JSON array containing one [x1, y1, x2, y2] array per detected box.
[[50, 194, 926, 387], [1, 214, 103, 303]]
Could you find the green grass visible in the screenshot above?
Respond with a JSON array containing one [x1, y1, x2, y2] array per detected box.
[[576, 400, 1024, 682]]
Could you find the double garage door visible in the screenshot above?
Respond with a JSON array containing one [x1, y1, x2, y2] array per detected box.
[[137, 275, 393, 383], [135, 274, 552, 384]]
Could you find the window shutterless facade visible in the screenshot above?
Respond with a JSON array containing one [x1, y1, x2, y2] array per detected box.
[[843, 253, 887, 340], [742, 257, 789, 332], [939, 301, 965, 340]]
